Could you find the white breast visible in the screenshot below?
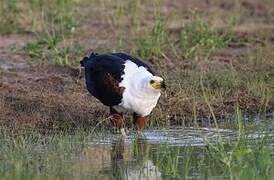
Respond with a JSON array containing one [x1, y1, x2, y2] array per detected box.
[[114, 60, 161, 116]]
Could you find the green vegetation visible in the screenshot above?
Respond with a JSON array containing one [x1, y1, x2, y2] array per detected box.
[[0, 129, 92, 179], [0, 0, 78, 34], [0, 113, 273, 179], [0, 0, 272, 123], [138, 17, 168, 60], [23, 35, 83, 66], [0, 0, 81, 66], [0, 0, 21, 33], [179, 19, 233, 59], [137, 16, 233, 61], [0, 0, 274, 178], [151, 140, 273, 180]]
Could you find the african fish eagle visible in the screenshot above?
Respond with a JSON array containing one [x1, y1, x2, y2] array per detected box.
[[80, 52, 166, 136]]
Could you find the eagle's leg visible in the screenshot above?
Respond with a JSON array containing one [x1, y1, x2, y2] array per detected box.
[[110, 108, 126, 137], [133, 113, 148, 135]]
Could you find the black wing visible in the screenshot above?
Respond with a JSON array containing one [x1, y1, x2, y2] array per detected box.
[[82, 54, 126, 106], [91, 54, 126, 81], [111, 53, 155, 75]]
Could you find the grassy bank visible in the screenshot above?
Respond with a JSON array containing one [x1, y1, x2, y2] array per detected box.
[[0, 0, 274, 128], [0, 1, 274, 179]]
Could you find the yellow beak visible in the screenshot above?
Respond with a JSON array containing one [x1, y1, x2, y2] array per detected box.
[[151, 80, 166, 90]]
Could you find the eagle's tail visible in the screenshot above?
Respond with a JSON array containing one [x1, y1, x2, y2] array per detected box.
[[88, 52, 98, 58], [80, 52, 98, 67]]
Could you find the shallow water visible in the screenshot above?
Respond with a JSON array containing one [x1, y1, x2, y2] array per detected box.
[[72, 117, 274, 179], [0, 62, 26, 71], [1, 116, 273, 179]]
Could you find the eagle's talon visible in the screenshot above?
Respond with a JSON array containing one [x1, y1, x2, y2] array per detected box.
[[137, 131, 145, 137], [111, 127, 119, 134], [120, 128, 127, 138]]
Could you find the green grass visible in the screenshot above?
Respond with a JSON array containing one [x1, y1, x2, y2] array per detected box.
[[0, 0, 82, 66], [136, 15, 234, 64], [137, 16, 168, 61], [150, 110, 274, 180], [0, 112, 273, 179], [0, 129, 93, 179], [150, 143, 273, 180], [23, 0, 82, 66], [0, 0, 21, 33], [179, 19, 233, 59], [0, 2, 273, 179], [0, 0, 79, 34], [23, 34, 83, 66]]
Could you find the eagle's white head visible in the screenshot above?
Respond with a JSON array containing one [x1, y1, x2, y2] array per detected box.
[[119, 60, 165, 116], [146, 76, 166, 92], [130, 75, 166, 98]]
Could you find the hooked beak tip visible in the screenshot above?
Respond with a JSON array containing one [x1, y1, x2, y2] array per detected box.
[[161, 81, 166, 90]]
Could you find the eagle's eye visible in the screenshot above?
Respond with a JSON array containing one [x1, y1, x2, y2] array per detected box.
[[150, 80, 155, 84]]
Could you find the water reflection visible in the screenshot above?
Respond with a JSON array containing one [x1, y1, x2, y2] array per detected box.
[[111, 138, 162, 180], [75, 119, 274, 179]]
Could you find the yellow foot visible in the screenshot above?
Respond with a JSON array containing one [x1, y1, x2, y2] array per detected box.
[[137, 131, 144, 137]]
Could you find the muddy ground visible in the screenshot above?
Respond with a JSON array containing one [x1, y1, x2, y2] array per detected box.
[[0, 0, 274, 131]]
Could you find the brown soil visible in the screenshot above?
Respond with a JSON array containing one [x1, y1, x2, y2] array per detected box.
[[0, 34, 107, 131]]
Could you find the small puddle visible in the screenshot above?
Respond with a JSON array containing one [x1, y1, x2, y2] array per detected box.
[[73, 116, 274, 179], [2, 115, 272, 179], [91, 127, 235, 147], [0, 61, 26, 70]]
